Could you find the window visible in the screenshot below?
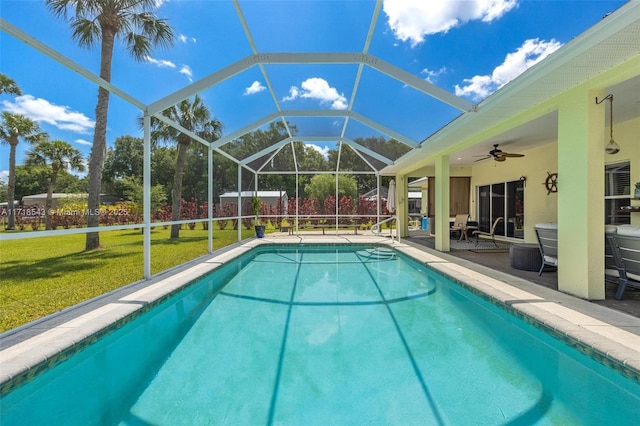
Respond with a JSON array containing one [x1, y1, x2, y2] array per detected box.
[[605, 162, 630, 225], [476, 179, 524, 239]]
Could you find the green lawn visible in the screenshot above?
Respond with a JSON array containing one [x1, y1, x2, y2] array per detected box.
[[0, 227, 255, 332]]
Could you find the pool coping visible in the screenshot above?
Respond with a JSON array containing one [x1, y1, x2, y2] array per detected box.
[[2, 233, 640, 394]]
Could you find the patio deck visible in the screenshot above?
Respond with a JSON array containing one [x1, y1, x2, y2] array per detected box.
[[405, 236, 640, 319]]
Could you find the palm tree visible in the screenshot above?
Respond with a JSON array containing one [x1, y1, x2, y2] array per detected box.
[[26, 139, 85, 230], [46, 0, 174, 250], [0, 112, 47, 229], [150, 95, 223, 238], [0, 74, 22, 96]]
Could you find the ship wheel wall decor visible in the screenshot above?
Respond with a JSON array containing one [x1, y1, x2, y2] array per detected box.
[[544, 172, 558, 194]]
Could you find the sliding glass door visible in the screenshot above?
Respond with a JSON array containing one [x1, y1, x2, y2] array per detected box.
[[507, 180, 525, 238], [477, 180, 524, 239], [478, 185, 491, 233]]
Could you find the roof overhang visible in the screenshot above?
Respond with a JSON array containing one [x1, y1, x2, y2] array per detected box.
[[383, 0, 640, 175]]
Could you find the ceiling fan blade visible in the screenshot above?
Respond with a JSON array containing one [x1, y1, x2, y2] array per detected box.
[[474, 156, 491, 162], [501, 153, 525, 158]]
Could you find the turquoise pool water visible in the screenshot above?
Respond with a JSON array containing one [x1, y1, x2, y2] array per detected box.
[[2, 245, 640, 424]]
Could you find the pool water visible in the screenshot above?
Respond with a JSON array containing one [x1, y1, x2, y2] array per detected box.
[[2, 245, 640, 424]]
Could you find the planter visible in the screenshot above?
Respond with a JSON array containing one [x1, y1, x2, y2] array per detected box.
[[255, 225, 266, 238]]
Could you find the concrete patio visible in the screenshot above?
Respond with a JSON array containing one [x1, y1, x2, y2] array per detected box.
[[405, 235, 640, 319]]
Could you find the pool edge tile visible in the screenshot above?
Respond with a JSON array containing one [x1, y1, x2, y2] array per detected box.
[[2, 235, 640, 394]]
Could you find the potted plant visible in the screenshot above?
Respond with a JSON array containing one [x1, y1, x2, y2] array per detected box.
[[252, 195, 265, 238]]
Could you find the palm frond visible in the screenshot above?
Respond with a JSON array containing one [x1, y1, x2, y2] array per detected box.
[[0, 74, 22, 96], [126, 33, 152, 60], [71, 18, 101, 48]]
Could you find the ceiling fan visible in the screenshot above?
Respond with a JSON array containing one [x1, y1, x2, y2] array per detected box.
[[474, 144, 525, 162]]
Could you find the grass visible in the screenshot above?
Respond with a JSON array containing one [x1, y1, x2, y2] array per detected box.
[[0, 226, 255, 333]]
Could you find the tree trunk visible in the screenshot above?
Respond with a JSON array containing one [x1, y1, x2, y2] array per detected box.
[[170, 141, 189, 239], [85, 30, 115, 250], [6, 142, 17, 230], [45, 167, 58, 230]]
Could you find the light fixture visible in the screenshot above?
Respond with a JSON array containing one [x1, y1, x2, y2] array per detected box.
[[595, 94, 620, 155]]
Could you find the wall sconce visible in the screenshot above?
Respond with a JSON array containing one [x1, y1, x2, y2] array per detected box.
[[595, 94, 620, 155]]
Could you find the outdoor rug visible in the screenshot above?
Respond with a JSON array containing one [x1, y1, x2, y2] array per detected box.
[[406, 236, 513, 252], [469, 247, 511, 253], [450, 238, 512, 252]]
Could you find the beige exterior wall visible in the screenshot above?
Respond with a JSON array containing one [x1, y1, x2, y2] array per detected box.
[[607, 117, 640, 226], [467, 115, 639, 242], [469, 141, 557, 242]]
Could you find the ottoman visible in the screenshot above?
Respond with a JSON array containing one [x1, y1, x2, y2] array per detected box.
[[510, 243, 542, 272]]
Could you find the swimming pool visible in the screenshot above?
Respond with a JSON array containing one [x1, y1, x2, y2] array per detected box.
[[2, 244, 640, 424]]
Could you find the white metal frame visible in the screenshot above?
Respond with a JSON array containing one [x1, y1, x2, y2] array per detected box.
[[0, 0, 474, 279]]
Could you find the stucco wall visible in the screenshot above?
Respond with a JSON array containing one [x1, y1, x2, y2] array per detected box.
[[468, 115, 639, 241], [606, 116, 640, 226], [470, 141, 558, 242]]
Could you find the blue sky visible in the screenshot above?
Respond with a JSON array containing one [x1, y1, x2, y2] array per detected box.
[[0, 0, 627, 180]]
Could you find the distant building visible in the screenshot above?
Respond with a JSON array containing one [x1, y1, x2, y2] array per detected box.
[[361, 187, 388, 201], [219, 191, 288, 214], [407, 192, 422, 214], [22, 193, 120, 208], [361, 188, 422, 214]]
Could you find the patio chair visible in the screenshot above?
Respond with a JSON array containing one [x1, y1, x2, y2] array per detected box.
[[472, 217, 503, 247], [534, 223, 558, 276], [605, 225, 640, 300], [605, 225, 619, 281], [449, 214, 469, 241]]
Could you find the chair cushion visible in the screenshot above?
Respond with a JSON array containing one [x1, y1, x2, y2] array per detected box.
[[616, 225, 640, 237], [604, 225, 618, 234], [543, 255, 558, 266], [535, 223, 558, 230]]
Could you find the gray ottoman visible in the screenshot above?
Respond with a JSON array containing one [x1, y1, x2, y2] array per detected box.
[[510, 243, 542, 271]]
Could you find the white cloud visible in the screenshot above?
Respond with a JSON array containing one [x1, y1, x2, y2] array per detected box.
[[455, 38, 562, 100], [421, 66, 447, 84], [144, 55, 176, 68], [383, 0, 518, 47], [2, 95, 94, 134], [306, 143, 331, 159], [0, 170, 8, 183], [244, 81, 266, 96], [178, 34, 197, 44], [282, 78, 348, 110], [179, 65, 193, 82], [282, 86, 300, 102], [145, 55, 194, 83], [74, 138, 92, 146]]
